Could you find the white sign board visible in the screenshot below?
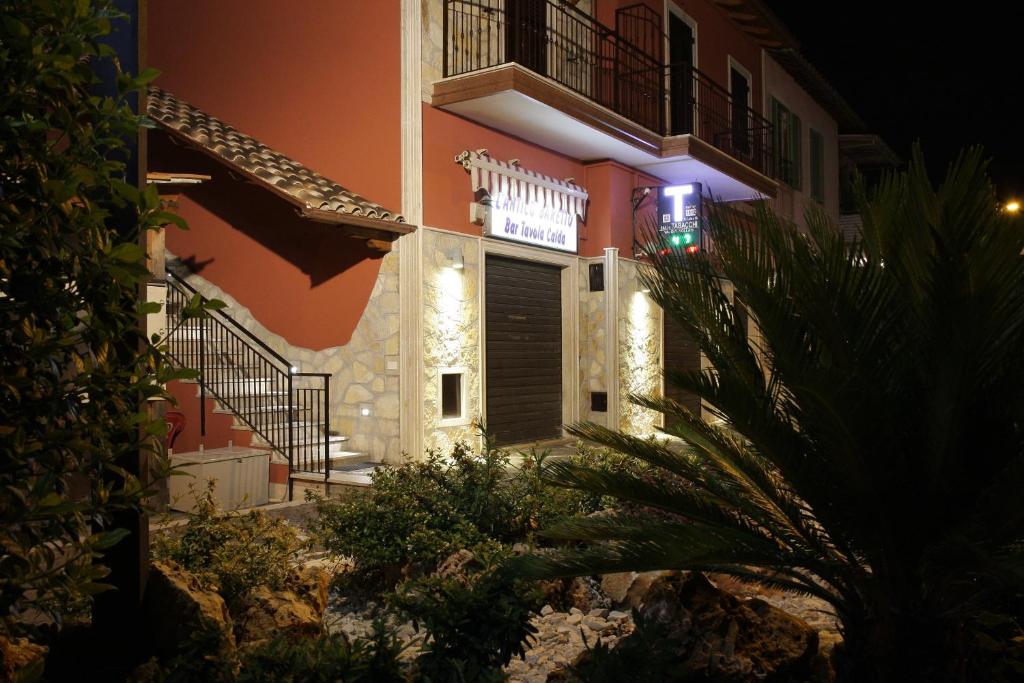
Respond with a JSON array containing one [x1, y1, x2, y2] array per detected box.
[[483, 191, 578, 253]]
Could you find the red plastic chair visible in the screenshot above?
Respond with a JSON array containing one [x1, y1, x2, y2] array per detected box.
[[165, 410, 186, 451]]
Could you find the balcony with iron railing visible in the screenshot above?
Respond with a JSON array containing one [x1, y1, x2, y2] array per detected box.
[[433, 0, 777, 200]]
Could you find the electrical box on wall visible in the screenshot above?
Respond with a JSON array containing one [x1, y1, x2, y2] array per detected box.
[[589, 263, 604, 292], [591, 391, 608, 412]]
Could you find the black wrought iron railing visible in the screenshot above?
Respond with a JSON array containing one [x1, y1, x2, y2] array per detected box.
[[444, 0, 664, 132], [660, 61, 774, 177], [442, 0, 775, 178], [164, 272, 331, 486]]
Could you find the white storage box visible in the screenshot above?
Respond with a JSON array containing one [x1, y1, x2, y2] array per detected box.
[[169, 446, 269, 512]]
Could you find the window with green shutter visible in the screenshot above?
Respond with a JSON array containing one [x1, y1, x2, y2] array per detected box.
[[810, 128, 824, 203], [790, 113, 802, 191], [770, 97, 802, 190]]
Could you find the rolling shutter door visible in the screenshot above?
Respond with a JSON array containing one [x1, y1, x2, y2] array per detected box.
[[485, 256, 562, 445]]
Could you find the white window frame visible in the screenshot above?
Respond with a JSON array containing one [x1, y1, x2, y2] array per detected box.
[[664, 2, 699, 137], [438, 366, 470, 427], [727, 56, 753, 109]]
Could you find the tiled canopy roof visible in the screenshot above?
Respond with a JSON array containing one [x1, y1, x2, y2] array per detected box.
[[146, 86, 407, 227]]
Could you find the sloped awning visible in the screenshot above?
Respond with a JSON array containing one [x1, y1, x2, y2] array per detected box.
[[146, 86, 413, 251], [456, 150, 589, 223]]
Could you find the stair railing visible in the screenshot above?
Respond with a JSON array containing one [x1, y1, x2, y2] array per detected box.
[[164, 271, 331, 493]]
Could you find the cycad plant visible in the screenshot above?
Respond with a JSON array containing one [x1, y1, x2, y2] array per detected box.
[[516, 149, 1024, 681]]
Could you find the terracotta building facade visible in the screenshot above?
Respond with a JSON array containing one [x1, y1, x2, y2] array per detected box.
[[146, 0, 878, 501]]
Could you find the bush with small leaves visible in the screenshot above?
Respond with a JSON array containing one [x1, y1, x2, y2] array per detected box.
[[389, 544, 542, 683], [153, 481, 302, 610]]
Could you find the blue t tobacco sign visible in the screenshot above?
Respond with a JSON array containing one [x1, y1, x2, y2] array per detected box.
[[657, 183, 703, 238]]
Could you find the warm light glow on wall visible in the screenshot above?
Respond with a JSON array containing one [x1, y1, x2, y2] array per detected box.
[[1004, 200, 1021, 214], [437, 262, 464, 359], [623, 289, 660, 435]]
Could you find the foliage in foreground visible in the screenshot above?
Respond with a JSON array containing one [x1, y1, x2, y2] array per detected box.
[[307, 437, 625, 588], [516, 149, 1024, 682], [0, 0, 201, 632], [152, 482, 303, 610], [235, 624, 408, 683], [388, 544, 542, 683]]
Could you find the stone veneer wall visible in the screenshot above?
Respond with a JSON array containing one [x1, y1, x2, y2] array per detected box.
[[167, 247, 402, 463], [578, 257, 607, 426], [617, 257, 662, 436], [421, 229, 483, 452]]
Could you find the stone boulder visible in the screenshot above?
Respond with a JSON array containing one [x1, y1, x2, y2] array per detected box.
[[537, 576, 606, 614], [233, 565, 330, 646], [0, 635, 47, 681], [600, 569, 678, 608], [144, 560, 235, 659], [560, 572, 820, 682]]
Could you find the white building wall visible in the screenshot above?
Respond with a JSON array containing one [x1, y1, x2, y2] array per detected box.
[[762, 55, 841, 229]]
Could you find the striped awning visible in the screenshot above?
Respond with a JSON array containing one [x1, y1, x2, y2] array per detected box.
[[455, 150, 588, 222]]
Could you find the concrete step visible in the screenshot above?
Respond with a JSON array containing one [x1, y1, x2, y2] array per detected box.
[[212, 403, 310, 416], [292, 450, 373, 472], [290, 461, 386, 488]]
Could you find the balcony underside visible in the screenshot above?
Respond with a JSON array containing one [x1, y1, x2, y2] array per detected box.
[[432, 65, 776, 201]]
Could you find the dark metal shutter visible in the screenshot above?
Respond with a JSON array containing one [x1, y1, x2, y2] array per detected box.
[[485, 255, 562, 445], [663, 311, 701, 428]]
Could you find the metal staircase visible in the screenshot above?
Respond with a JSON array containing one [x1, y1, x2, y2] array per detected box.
[[164, 271, 345, 493]]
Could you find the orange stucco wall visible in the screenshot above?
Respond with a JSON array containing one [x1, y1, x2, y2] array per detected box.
[[423, 105, 664, 257], [665, 0, 763, 113], [147, 0, 401, 350], [595, 0, 764, 118], [422, 105, 585, 236]]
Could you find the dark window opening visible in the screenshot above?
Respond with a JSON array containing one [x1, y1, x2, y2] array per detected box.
[[730, 66, 750, 155], [442, 373, 463, 419]]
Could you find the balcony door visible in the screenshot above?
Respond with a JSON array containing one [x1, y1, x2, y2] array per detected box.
[[668, 12, 694, 135], [730, 65, 751, 156], [506, 0, 547, 77]]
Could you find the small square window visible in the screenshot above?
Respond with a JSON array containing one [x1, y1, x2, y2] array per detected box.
[[439, 367, 469, 427], [441, 373, 462, 419]]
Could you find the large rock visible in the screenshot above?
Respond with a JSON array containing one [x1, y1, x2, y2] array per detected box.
[[600, 569, 678, 608], [568, 572, 821, 682], [144, 560, 235, 659], [233, 587, 321, 645], [0, 635, 47, 681], [233, 565, 330, 646]]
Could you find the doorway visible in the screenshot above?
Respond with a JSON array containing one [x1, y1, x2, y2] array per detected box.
[[668, 11, 695, 135], [484, 255, 563, 445]]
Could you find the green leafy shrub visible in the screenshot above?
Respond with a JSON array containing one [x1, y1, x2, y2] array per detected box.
[[308, 434, 633, 589], [235, 622, 408, 683], [307, 452, 488, 588], [389, 544, 541, 683], [153, 482, 302, 609], [0, 0, 201, 632]]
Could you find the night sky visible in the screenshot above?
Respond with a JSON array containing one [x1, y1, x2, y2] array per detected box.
[[770, 2, 1021, 203]]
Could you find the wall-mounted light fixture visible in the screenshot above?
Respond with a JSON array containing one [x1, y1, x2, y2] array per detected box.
[[359, 404, 372, 417], [445, 248, 465, 270]]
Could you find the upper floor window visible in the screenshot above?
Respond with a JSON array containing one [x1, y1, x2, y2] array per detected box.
[[729, 60, 751, 157], [809, 128, 825, 203], [771, 97, 801, 190]]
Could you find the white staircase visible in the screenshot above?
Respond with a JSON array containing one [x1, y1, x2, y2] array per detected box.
[[166, 272, 384, 495]]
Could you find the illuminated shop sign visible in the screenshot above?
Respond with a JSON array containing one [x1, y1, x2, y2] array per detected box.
[[484, 191, 578, 253], [457, 150, 587, 255], [657, 183, 702, 250]]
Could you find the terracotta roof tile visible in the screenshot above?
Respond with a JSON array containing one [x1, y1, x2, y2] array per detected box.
[[146, 86, 406, 226]]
